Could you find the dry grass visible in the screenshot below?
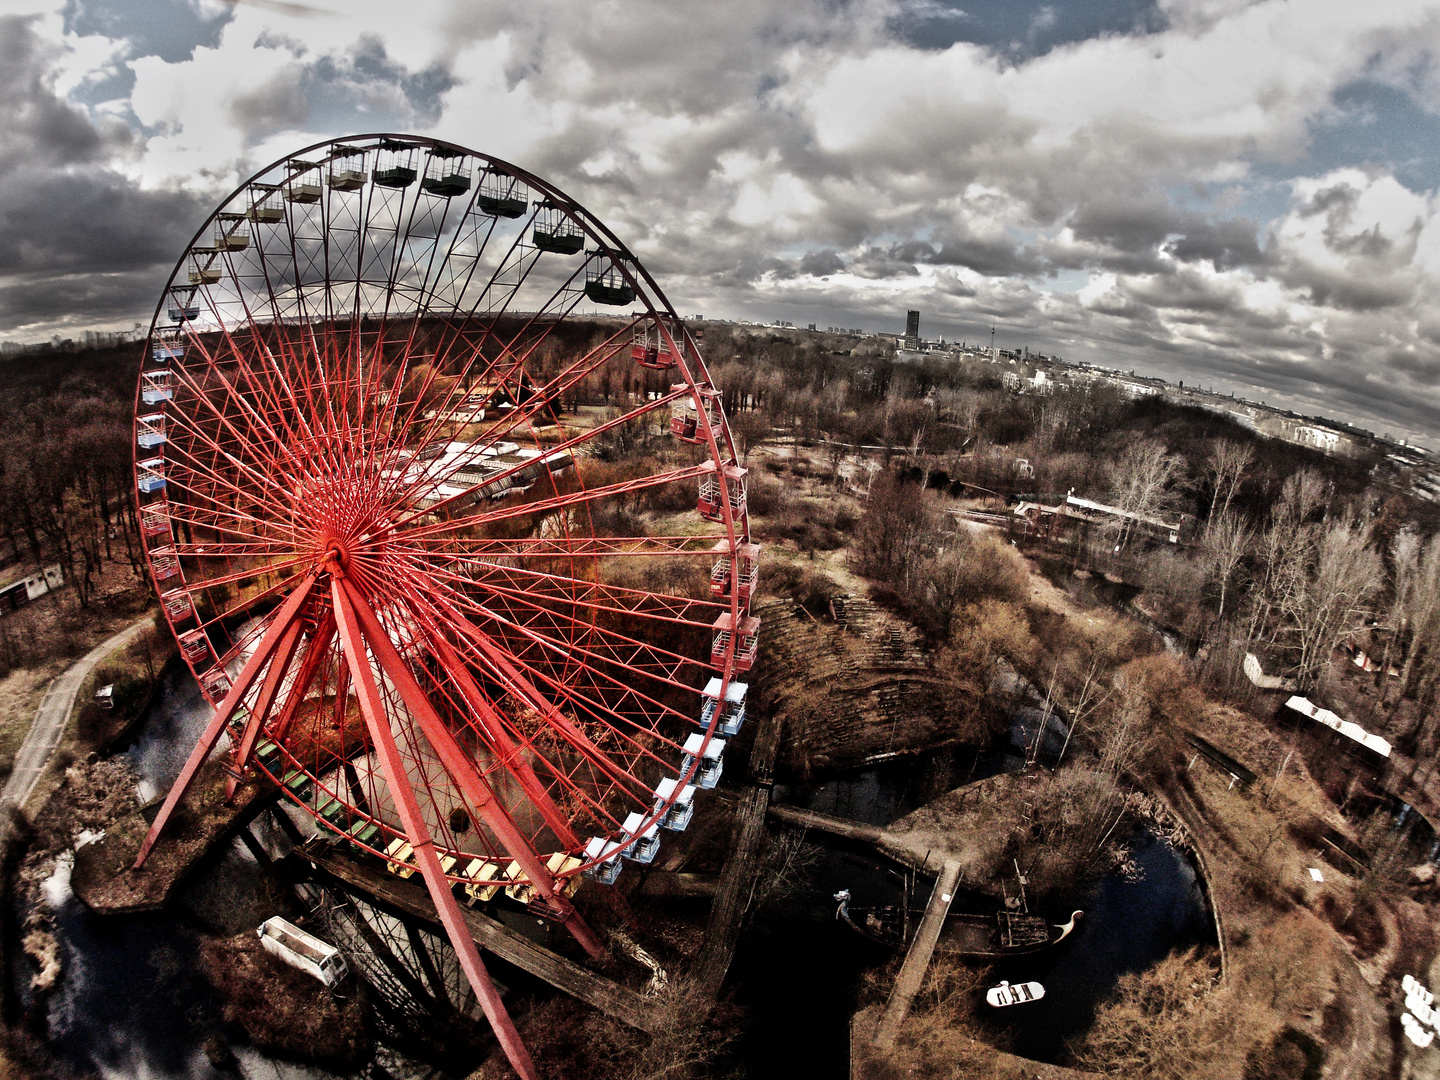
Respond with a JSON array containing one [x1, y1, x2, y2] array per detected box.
[[200, 931, 373, 1070], [0, 665, 60, 776]]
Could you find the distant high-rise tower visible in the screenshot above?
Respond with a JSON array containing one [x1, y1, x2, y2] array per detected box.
[[904, 309, 920, 351]]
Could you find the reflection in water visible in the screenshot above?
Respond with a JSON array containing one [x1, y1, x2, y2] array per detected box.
[[982, 829, 1212, 1063], [740, 754, 1213, 1078], [36, 850, 345, 1080]]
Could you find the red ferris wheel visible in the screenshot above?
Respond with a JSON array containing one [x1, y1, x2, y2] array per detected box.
[[131, 134, 759, 1078]]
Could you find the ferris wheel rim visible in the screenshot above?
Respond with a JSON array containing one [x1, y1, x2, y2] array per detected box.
[[131, 132, 758, 886]]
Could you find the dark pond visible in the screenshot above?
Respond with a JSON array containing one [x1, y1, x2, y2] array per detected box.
[[980, 828, 1212, 1062], [730, 751, 1214, 1076]]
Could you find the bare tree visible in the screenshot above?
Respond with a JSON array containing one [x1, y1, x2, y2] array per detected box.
[[1203, 510, 1251, 621], [1204, 439, 1254, 520], [1389, 530, 1440, 706], [1274, 515, 1384, 690], [1108, 440, 1180, 550]]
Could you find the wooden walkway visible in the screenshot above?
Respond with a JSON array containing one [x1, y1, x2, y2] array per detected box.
[[302, 843, 663, 1032], [872, 860, 961, 1049], [693, 709, 784, 1000], [767, 803, 885, 844]]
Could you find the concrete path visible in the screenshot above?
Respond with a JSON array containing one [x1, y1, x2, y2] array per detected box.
[[873, 860, 962, 1049], [0, 617, 153, 811]]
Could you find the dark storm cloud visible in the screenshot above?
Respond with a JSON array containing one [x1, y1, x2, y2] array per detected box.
[[932, 233, 1044, 277], [303, 34, 456, 129], [1162, 218, 1265, 271], [0, 15, 208, 332], [0, 15, 131, 169], [0, 269, 172, 329], [228, 66, 308, 139], [0, 169, 209, 275], [799, 249, 845, 276]]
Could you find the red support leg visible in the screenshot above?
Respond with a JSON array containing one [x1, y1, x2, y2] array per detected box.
[[135, 573, 318, 868], [339, 579, 607, 961], [270, 615, 334, 747], [225, 616, 305, 802], [330, 574, 539, 1080]]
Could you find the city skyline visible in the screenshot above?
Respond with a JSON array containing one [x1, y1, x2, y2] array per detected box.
[[4, 1, 1440, 442]]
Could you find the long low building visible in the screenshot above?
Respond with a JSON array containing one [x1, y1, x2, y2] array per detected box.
[[1285, 695, 1392, 761]]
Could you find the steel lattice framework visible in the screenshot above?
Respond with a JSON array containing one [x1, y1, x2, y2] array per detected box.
[[130, 134, 759, 1079]]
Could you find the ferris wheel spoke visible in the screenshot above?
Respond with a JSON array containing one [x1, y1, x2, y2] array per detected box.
[[371, 270, 601, 493], [425, 556, 725, 629], [332, 577, 603, 953], [403, 384, 688, 518], [224, 616, 307, 800], [135, 572, 320, 867], [418, 582, 702, 732], [413, 308, 635, 465], [396, 460, 711, 546], [387, 554, 713, 683], [416, 591, 663, 802], [414, 622, 586, 850], [270, 613, 335, 747], [176, 330, 312, 457], [399, 534, 725, 558]]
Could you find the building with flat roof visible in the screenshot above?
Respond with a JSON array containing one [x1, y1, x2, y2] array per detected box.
[[903, 310, 920, 351]]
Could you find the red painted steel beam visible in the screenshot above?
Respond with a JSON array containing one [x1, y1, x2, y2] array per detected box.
[[329, 572, 539, 1080], [422, 627, 582, 852], [224, 616, 304, 801], [434, 596, 650, 801], [270, 614, 334, 747], [338, 578, 606, 960], [135, 572, 318, 868]]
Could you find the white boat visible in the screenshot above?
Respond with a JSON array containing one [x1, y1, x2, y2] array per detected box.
[[986, 979, 1045, 1008]]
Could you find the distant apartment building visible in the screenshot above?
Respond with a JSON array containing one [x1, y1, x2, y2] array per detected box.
[[903, 310, 920, 351]]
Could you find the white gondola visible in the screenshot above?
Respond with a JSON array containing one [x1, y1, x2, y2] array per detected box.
[[621, 811, 660, 863], [680, 732, 725, 789], [257, 916, 349, 988], [137, 457, 167, 493], [700, 676, 747, 736], [583, 836, 624, 884], [141, 371, 173, 404], [653, 778, 697, 831], [986, 980, 1046, 1008], [137, 414, 167, 449]]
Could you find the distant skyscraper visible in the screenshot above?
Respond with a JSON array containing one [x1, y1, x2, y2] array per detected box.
[[904, 309, 920, 350]]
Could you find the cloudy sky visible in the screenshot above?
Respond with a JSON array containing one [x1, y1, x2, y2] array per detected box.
[[6, 0, 1440, 443]]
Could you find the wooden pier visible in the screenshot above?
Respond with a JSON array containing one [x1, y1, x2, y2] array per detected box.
[[767, 803, 885, 844], [693, 709, 784, 1000], [872, 860, 961, 1049], [301, 843, 663, 1032]]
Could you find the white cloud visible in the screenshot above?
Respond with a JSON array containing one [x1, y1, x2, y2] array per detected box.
[[10, 0, 1440, 439]]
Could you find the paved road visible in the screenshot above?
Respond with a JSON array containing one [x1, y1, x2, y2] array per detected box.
[[0, 618, 154, 811]]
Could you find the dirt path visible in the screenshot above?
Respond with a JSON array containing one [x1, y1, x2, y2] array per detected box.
[[0, 617, 153, 812]]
